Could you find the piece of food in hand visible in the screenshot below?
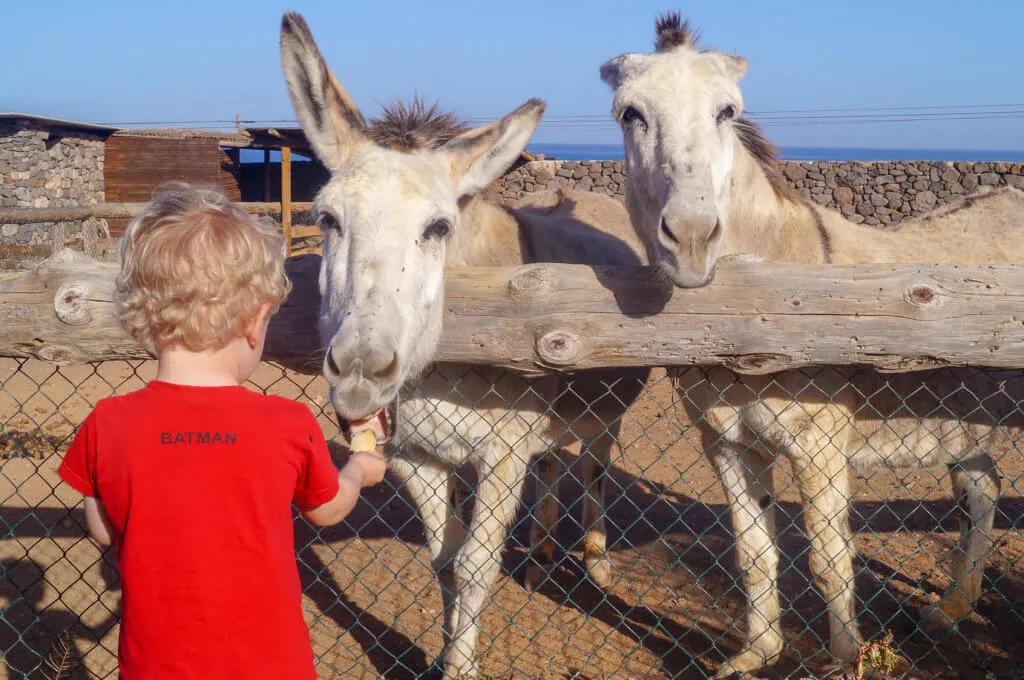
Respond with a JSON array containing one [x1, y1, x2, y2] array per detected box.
[[346, 408, 390, 452], [349, 428, 377, 453]]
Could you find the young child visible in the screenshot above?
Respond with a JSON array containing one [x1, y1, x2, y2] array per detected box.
[[58, 182, 387, 679]]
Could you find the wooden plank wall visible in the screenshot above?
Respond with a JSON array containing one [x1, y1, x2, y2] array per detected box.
[[103, 136, 230, 235], [219, 148, 242, 201]]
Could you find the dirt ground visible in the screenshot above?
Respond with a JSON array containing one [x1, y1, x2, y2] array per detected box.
[[1, 357, 1023, 680]]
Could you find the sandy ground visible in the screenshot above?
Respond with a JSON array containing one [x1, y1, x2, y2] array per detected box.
[[1, 358, 1023, 679]]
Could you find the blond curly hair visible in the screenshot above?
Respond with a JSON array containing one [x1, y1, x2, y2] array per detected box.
[[115, 182, 292, 354]]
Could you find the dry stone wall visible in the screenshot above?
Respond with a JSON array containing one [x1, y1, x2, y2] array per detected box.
[[490, 158, 1024, 226], [0, 119, 110, 265]]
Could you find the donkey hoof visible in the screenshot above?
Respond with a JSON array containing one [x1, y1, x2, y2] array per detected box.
[[713, 647, 775, 679], [584, 556, 614, 590], [919, 602, 961, 633]]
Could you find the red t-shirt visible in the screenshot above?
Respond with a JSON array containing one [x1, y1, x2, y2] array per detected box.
[[58, 380, 340, 680]]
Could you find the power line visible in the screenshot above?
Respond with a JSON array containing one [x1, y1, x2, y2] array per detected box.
[[101, 103, 1024, 132]]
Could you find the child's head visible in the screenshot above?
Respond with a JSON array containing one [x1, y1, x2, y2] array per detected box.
[[114, 182, 291, 357]]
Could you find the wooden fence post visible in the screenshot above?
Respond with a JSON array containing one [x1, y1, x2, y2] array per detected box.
[[281, 146, 293, 256]]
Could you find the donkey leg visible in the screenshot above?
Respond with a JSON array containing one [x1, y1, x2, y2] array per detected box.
[[709, 441, 784, 678], [922, 455, 999, 628], [788, 438, 862, 666], [388, 454, 465, 662], [525, 448, 565, 591], [444, 446, 531, 680], [580, 430, 617, 590]]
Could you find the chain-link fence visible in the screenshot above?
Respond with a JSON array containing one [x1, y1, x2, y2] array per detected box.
[[1, 355, 1022, 679]]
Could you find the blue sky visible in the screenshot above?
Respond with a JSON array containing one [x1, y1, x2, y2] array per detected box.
[[3, 0, 1022, 150]]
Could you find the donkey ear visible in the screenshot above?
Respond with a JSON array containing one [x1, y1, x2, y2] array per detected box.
[[440, 98, 546, 198], [718, 53, 749, 80], [600, 53, 641, 91], [280, 12, 368, 170]]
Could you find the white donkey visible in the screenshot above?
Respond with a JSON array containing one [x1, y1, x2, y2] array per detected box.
[[279, 13, 648, 678], [601, 11, 1024, 678]]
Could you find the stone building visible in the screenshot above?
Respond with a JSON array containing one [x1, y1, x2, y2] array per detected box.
[[0, 113, 119, 266]]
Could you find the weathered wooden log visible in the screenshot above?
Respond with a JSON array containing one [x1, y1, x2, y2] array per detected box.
[[0, 202, 315, 223], [3, 249, 1024, 374]]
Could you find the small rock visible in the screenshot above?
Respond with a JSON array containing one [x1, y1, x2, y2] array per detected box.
[[784, 164, 807, 181], [833, 186, 854, 203], [912, 190, 937, 211]]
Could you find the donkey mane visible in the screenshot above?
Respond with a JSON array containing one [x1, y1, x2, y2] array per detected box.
[[367, 97, 471, 151], [735, 117, 791, 199], [655, 11, 700, 51]]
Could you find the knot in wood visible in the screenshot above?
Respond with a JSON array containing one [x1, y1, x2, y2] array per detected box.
[[54, 282, 91, 325], [905, 284, 938, 307], [722, 353, 792, 375], [507, 264, 551, 297], [36, 345, 76, 365], [535, 328, 583, 367]]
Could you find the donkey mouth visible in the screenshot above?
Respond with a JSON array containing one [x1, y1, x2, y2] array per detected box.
[[337, 403, 395, 445]]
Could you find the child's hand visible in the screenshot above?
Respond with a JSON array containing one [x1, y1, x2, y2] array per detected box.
[[350, 451, 387, 487]]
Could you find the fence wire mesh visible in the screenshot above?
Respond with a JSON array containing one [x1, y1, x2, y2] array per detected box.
[[1, 356, 1022, 679]]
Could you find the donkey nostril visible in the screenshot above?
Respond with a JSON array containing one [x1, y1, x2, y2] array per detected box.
[[708, 219, 722, 243], [325, 350, 341, 377], [370, 351, 399, 380], [660, 218, 680, 245]]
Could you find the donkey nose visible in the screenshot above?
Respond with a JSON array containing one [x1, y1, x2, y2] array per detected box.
[[659, 217, 681, 246], [366, 348, 399, 381], [324, 347, 345, 380]]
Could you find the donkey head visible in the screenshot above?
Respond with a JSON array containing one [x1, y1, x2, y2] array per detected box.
[[280, 12, 544, 420], [601, 12, 757, 287]]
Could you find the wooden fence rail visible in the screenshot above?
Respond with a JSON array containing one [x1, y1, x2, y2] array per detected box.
[[2, 249, 1024, 374], [0, 202, 315, 223]]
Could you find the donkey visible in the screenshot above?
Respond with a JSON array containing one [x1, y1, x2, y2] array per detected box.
[[600, 11, 1024, 678], [279, 13, 648, 678]]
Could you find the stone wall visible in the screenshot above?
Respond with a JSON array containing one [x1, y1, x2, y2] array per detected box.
[[490, 158, 1024, 226], [0, 118, 110, 263]]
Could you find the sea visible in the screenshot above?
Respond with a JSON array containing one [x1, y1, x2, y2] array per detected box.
[[526, 143, 1024, 163]]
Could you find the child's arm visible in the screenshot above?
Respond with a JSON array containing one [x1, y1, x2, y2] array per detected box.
[[302, 452, 387, 527], [83, 496, 115, 547]]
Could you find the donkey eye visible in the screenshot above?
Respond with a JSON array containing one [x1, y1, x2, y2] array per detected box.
[[423, 218, 451, 241], [621, 106, 646, 128], [318, 212, 341, 232], [716, 104, 737, 124]]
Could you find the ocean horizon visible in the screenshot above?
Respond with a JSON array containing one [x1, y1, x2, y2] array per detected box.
[[526, 143, 1024, 163]]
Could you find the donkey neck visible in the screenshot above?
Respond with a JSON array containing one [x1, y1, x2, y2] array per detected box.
[[725, 141, 833, 265], [446, 194, 526, 268]]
